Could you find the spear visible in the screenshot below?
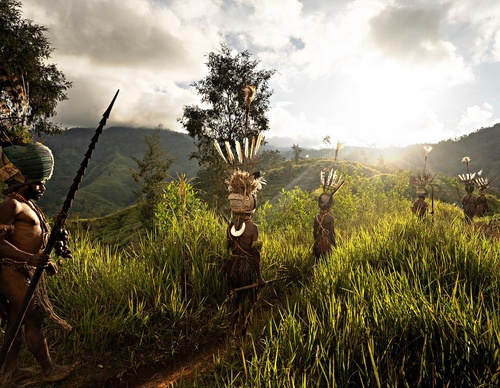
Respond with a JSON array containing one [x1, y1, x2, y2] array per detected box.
[[0, 90, 120, 368], [431, 185, 434, 223], [232, 276, 288, 292]]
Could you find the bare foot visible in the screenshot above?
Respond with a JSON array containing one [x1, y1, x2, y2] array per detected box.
[[2, 366, 35, 384], [41, 363, 76, 383]]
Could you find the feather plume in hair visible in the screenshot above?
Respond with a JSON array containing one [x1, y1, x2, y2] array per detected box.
[[458, 156, 479, 185], [214, 139, 227, 164], [242, 85, 256, 108], [235, 140, 243, 163], [320, 167, 343, 194], [250, 136, 255, 159], [244, 137, 249, 158], [224, 141, 235, 165], [226, 170, 261, 196]]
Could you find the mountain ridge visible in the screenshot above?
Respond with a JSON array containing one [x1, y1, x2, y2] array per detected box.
[[37, 123, 500, 217]]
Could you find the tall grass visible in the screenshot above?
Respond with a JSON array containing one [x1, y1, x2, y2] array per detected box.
[[200, 208, 500, 387], [4, 173, 500, 387]]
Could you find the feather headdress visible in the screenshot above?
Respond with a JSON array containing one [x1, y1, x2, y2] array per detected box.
[[213, 131, 265, 173], [457, 156, 479, 185], [474, 174, 499, 193], [320, 167, 344, 194], [0, 64, 31, 140], [214, 132, 267, 198], [409, 145, 436, 194]]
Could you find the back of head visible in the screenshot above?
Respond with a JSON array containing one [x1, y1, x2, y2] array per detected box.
[[318, 193, 333, 210]]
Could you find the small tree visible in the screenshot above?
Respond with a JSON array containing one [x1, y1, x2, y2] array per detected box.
[[131, 127, 174, 229], [259, 149, 286, 171], [178, 44, 276, 209], [292, 144, 303, 164], [323, 135, 331, 158]]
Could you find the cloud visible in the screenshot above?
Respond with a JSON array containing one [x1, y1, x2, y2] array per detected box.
[[457, 103, 495, 135], [17, 0, 500, 149]]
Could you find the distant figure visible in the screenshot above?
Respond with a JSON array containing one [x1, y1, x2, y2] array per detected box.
[[411, 187, 429, 220], [313, 193, 336, 258], [461, 184, 477, 223], [475, 189, 488, 217], [411, 194, 428, 219]]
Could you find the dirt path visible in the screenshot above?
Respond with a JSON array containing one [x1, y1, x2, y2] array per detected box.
[[123, 341, 226, 387]]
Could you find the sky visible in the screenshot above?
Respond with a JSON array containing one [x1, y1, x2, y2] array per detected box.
[[20, 0, 500, 149]]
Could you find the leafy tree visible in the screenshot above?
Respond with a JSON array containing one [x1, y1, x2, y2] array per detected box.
[[178, 43, 276, 210], [292, 143, 303, 164], [178, 43, 276, 168], [131, 127, 174, 229], [0, 0, 72, 143], [258, 149, 286, 171], [323, 135, 331, 158]]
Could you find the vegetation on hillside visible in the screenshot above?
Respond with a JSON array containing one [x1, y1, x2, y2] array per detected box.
[[4, 168, 500, 387]]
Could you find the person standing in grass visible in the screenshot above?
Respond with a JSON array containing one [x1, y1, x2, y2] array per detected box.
[[224, 170, 266, 335], [461, 183, 477, 223], [313, 192, 337, 258], [411, 189, 429, 220], [0, 143, 74, 384], [409, 146, 435, 221], [214, 131, 267, 336], [313, 168, 344, 259], [474, 175, 497, 218]]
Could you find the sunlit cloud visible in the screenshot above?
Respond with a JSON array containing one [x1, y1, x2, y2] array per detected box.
[[19, 0, 500, 148]]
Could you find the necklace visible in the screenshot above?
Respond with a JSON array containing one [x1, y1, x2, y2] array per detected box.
[[8, 192, 51, 249]]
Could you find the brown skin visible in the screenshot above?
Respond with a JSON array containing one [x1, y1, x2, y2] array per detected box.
[[461, 193, 477, 223], [313, 207, 336, 258], [228, 214, 265, 285], [411, 196, 428, 219], [0, 182, 73, 383]]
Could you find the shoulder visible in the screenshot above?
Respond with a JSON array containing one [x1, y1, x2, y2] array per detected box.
[[0, 195, 22, 224]]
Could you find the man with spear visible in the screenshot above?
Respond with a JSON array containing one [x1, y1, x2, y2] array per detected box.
[[0, 142, 74, 383], [0, 63, 118, 382]]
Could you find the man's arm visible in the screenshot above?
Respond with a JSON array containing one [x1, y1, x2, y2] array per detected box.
[[0, 197, 50, 268]]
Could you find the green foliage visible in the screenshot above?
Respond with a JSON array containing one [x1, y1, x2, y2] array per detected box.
[[0, 0, 71, 139], [291, 143, 302, 164], [178, 43, 276, 168], [198, 211, 500, 387], [8, 169, 500, 386], [131, 128, 174, 229], [37, 127, 198, 218]]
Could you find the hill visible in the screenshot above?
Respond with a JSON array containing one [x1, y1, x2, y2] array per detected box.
[[37, 123, 500, 218], [38, 127, 198, 217]]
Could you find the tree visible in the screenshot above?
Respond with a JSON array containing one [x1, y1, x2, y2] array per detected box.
[[258, 149, 286, 171], [178, 43, 276, 168], [131, 127, 174, 229], [0, 0, 72, 143], [323, 135, 331, 158], [292, 143, 303, 164]]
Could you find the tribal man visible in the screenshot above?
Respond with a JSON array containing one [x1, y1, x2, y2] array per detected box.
[[0, 143, 74, 384], [461, 183, 477, 223], [224, 171, 266, 336], [313, 192, 337, 258]]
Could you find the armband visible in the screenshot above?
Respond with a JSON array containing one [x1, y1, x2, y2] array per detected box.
[[251, 240, 263, 252]]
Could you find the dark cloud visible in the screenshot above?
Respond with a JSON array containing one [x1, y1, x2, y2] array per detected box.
[[44, 1, 189, 70], [370, 5, 450, 63]]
